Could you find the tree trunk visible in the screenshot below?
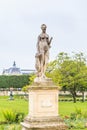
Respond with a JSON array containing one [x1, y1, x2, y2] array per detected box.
[[71, 90, 76, 103], [72, 93, 76, 103], [82, 91, 85, 102]]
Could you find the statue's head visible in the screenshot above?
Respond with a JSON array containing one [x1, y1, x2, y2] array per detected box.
[[41, 24, 47, 32]]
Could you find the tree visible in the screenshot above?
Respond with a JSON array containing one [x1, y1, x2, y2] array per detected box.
[[76, 66, 87, 102], [46, 52, 87, 103], [0, 75, 30, 89], [46, 52, 70, 86], [22, 73, 36, 93]]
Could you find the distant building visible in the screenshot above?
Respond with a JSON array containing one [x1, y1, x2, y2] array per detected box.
[[2, 61, 35, 75]]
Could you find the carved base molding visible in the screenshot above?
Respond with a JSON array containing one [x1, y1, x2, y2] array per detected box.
[[21, 116, 67, 130]]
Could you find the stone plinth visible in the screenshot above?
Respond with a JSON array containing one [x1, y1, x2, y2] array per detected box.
[[21, 80, 67, 130]]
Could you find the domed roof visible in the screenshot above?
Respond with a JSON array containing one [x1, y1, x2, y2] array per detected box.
[[9, 61, 21, 74], [2, 61, 35, 75], [3, 61, 21, 75]]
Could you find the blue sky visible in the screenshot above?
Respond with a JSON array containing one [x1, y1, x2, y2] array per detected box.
[[0, 0, 87, 74]]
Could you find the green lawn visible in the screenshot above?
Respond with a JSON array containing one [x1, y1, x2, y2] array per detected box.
[[0, 96, 87, 130], [0, 96, 28, 121], [59, 101, 87, 116]]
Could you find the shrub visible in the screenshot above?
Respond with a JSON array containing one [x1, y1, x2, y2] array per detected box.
[[2, 109, 24, 123], [3, 109, 16, 123], [83, 111, 87, 119], [0, 124, 21, 130], [64, 108, 87, 129], [15, 112, 24, 123], [64, 118, 85, 129]]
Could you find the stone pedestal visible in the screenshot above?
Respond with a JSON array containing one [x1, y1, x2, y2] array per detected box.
[[21, 80, 67, 130]]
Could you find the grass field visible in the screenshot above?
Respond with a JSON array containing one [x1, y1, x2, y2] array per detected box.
[[0, 96, 28, 121], [59, 101, 87, 117], [0, 96, 87, 130]]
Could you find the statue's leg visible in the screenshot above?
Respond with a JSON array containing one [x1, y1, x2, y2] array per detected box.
[[40, 53, 44, 77], [35, 57, 40, 77], [44, 52, 49, 73]]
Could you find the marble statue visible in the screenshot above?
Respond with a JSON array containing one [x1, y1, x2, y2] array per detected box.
[[21, 24, 67, 130], [35, 24, 53, 82]]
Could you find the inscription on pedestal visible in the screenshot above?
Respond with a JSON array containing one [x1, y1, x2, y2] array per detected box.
[[41, 99, 52, 107]]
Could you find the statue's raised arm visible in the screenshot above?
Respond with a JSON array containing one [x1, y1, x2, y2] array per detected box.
[[35, 24, 53, 83], [49, 37, 53, 45]]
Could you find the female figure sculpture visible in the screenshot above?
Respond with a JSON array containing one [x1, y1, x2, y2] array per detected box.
[[35, 24, 52, 81]]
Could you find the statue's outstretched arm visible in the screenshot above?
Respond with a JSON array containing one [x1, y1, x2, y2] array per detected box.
[[49, 37, 53, 45], [48, 37, 53, 48]]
